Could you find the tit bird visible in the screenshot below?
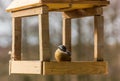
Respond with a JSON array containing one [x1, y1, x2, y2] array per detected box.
[[55, 45, 71, 62]]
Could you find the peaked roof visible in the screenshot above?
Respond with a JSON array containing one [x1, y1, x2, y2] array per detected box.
[[6, 0, 109, 12], [6, 0, 72, 12]]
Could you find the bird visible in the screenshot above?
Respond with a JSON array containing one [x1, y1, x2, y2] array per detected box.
[[55, 45, 71, 62]]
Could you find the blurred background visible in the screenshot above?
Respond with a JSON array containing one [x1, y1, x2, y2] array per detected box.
[[0, 0, 120, 81]]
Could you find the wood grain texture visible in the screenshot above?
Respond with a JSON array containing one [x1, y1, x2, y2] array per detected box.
[[10, 61, 42, 74], [62, 17, 71, 51], [12, 17, 22, 60], [39, 6, 50, 61], [12, 7, 43, 17], [94, 15, 104, 61], [43, 61, 108, 75], [63, 7, 103, 18], [6, 0, 109, 12]]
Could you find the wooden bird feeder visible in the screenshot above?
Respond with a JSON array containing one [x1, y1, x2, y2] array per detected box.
[[7, 0, 109, 75]]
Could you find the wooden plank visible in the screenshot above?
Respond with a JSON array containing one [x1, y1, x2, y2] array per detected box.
[[6, 0, 40, 12], [40, 0, 71, 3], [12, 17, 22, 60], [47, 1, 109, 11], [6, 0, 109, 12], [12, 5, 103, 18], [12, 7, 43, 17], [94, 15, 104, 61], [72, 0, 105, 1], [63, 7, 103, 18], [39, 6, 50, 61], [43, 61, 108, 75], [9, 61, 42, 74], [62, 17, 71, 51], [71, 1, 109, 4]]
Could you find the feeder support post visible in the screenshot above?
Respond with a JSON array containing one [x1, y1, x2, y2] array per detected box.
[[94, 8, 104, 61], [38, 6, 50, 61], [62, 12, 71, 52], [12, 17, 22, 60]]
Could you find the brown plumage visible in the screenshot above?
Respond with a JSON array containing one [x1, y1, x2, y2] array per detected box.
[[55, 45, 71, 62]]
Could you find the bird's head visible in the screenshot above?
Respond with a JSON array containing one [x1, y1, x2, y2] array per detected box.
[[58, 45, 66, 52]]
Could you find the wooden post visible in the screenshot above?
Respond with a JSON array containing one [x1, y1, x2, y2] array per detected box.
[[94, 15, 104, 61], [38, 6, 50, 61], [12, 17, 22, 60], [62, 12, 71, 52]]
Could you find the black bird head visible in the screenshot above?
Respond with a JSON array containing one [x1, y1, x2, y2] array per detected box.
[[58, 45, 66, 52]]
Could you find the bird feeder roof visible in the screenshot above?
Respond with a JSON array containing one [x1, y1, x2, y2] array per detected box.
[[6, 0, 109, 12]]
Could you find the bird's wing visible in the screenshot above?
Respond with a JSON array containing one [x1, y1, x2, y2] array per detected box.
[[66, 51, 71, 56], [58, 49, 71, 56]]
